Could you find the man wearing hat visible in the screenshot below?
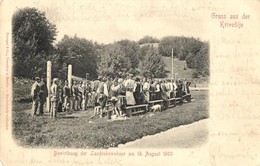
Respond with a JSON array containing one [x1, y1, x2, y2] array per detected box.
[[114, 78, 127, 116], [50, 78, 59, 118], [92, 76, 101, 93], [38, 78, 48, 115], [133, 77, 142, 104], [31, 76, 41, 116]]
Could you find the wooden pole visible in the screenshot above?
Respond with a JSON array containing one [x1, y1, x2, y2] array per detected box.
[[171, 48, 174, 79], [68, 64, 72, 87], [46, 61, 51, 113]]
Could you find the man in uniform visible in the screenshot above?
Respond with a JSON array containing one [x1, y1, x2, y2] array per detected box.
[[31, 77, 41, 116]]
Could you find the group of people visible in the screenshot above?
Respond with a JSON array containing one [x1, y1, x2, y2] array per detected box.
[[31, 74, 191, 118]]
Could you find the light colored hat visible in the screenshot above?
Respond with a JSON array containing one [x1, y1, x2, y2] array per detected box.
[[110, 96, 118, 101], [35, 77, 40, 80], [118, 78, 124, 83], [53, 78, 59, 82]]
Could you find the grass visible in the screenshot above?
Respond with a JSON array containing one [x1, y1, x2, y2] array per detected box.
[[13, 77, 34, 102], [162, 56, 194, 79], [12, 91, 208, 149]]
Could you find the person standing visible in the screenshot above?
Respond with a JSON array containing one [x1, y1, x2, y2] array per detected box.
[[124, 74, 136, 106], [97, 77, 108, 118], [142, 78, 151, 103], [86, 81, 92, 108], [154, 80, 161, 100], [38, 78, 48, 115], [57, 80, 64, 112], [165, 79, 172, 99], [70, 80, 78, 111], [133, 77, 142, 104], [160, 79, 169, 109], [50, 78, 59, 118], [31, 77, 41, 117], [77, 81, 83, 110], [150, 79, 156, 101], [63, 80, 70, 112], [92, 76, 101, 92], [114, 78, 127, 116]]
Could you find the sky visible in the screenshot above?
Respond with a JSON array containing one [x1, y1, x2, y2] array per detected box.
[[7, 0, 211, 44]]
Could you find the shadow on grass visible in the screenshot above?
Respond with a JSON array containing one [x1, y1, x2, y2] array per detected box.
[[60, 116, 79, 119], [12, 91, 208, 149]]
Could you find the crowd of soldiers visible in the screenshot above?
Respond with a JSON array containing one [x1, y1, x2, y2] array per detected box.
[[31, 74, 191, 118]]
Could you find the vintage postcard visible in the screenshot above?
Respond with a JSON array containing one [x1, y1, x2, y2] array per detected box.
[[0, 0, 260, 165]]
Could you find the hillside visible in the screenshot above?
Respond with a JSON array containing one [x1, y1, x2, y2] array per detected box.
[[162, 56, 194, 79], [140, 43, 194, 79]]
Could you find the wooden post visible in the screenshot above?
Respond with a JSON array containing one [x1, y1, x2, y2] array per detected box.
[[86, 73, 89, 81], [68, 64, 72, 87], [171, 48, 174, 79], [46, 61, 52, 113]]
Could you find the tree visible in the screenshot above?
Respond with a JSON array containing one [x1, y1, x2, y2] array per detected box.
[[97, 43, 131, 78], [54, 35, 98, 79], [185, 41, 209, 77], [116, 40, 140, 70], [185, 52, 196, 68], [139, 45, 151, 61], [138, 35, 160, 45], [158, 36, 203, 60], [139, 46, 166, 78], [158, 36, 181, 57], [196, 42, 209, 76], [12, 7, 57, 78]]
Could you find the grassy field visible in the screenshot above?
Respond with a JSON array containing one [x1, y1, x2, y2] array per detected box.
[[12, 90, 208, 149]]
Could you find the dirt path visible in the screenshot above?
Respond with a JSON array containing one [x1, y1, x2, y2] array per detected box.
[[116, 119, 208, 148]]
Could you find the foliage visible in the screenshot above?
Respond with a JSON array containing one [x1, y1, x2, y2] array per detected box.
[[195, 43, 210, 76], [139, 45, 151, 61], [54, 35, 98, 79], [158, 36, 180, 57], [159, 36, 209, 77], [12, 9, 209, 80], [185, 42, 209, 77], [97, 43, 131, 78], [138, 35, 160, 45], [139, 46, 167, 78], [12, 7, 57, 79], [185, 52, 196, 68], [116, 40, 140, 69], [158, 36, 203, 59]]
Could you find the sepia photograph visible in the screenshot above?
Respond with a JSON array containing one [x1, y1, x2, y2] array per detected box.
[[1, 0, 260, 166], [11, 2, 209, 149]]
